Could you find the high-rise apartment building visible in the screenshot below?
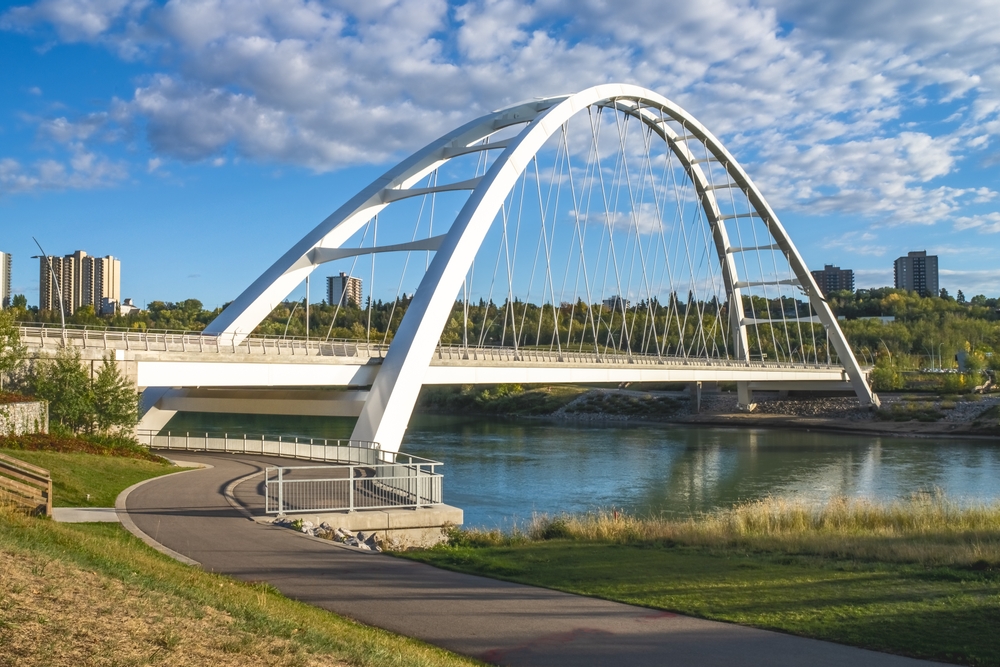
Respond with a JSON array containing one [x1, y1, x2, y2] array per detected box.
[[893, 250, 938, 297], [39, 250, 121, 314], [0, 251, 10, 309], [810, 264, 854, 296], [327, 272, 363, 307]]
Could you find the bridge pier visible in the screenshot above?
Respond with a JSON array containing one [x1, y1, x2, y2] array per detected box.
[[737, 381, 756, 413]]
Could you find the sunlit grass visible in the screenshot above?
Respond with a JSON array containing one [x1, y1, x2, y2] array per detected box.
[[446, 494, 1000, 567]]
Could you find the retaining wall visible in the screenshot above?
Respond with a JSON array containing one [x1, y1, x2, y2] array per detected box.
[[0, 401, 49, 436]]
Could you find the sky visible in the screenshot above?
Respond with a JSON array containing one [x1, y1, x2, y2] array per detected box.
[[1, 0, 999, 309]]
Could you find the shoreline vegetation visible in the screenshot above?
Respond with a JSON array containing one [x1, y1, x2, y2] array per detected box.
[[403, 495, 1000, 666], [416, 383, 1000, 438]]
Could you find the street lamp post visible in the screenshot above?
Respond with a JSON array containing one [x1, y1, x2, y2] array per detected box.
[[31, 238, 66, 347]]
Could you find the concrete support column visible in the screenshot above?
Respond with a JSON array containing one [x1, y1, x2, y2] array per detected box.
[[737, 381, 756, 412]]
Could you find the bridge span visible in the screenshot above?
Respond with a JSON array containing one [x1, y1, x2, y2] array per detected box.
[[22, 84, 881, 452], [21, 323, 859, 432]]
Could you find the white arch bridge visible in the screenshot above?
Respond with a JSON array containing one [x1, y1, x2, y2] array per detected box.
[[25, 84, 878, 453]]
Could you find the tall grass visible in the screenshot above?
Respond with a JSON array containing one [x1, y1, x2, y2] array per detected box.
[[446, 494, 1000, 567]]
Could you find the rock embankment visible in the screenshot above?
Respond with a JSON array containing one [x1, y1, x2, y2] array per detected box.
[[272, 517, 384, 551]]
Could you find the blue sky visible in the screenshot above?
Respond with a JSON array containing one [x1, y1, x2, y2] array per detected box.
[[2, 0, 999, 309]]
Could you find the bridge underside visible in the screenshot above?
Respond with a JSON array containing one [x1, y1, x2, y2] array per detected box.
[[134, 356, 855, 433]]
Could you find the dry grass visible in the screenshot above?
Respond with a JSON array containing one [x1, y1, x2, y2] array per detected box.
[[450, 494, 1000, 567], [0, 545, 340, 667], [0, 505, 480, 667]]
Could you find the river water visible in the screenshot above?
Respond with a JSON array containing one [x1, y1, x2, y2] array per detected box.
[[164, 412, 1000, 528]]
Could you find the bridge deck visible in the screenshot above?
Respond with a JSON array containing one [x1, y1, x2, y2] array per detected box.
[[21, 325, 854, 389]]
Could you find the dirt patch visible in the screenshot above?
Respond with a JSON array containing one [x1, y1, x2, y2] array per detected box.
[[0, 546, 347, 667]]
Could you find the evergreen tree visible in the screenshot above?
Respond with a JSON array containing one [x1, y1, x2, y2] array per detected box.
[[33, 347, 94, 433], [0, 310, 26, 390], [93, 355, 140, 433]]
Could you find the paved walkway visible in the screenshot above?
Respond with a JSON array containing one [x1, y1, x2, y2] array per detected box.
[[122, 452, 942, 667]]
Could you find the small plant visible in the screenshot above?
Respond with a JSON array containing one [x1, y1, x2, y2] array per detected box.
[[154, 629, 182, 651]]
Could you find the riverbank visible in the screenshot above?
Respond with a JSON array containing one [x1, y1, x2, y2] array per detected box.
[[403, 496, 1000, 666], [416, 384, 1000, 439]]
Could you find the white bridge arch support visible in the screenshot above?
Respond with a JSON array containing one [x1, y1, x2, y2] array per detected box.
[[200, 84, 878, 453]]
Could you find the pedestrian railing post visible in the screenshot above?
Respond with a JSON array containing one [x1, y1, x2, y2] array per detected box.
[[277, 467, 284, 514]]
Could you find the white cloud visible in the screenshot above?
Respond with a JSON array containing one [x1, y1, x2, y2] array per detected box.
[[955, 212, 1000, 233], [2, 0, 1000, 223], [822, 231, 887, 257], [0, 148, 127, 194]]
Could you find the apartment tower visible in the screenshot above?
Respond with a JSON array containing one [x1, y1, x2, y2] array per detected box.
[[327, 272, 363, 307], [893, 250, 939, 297], [39, 250, 121, 314], [810, 264, 855, 297]]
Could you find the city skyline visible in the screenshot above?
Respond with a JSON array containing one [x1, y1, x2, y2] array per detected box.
[[1, 1, 999, 308]]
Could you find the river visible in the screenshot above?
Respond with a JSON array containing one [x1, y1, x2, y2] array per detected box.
[[163, 412, 1000, 527]]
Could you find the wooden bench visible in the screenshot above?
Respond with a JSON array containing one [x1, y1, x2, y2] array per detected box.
[[0, 452, 52, 516]]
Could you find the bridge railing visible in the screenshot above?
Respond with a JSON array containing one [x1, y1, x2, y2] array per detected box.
[[19, 323, 389, 359], [433, 344, 842, 370], [20, 322, 843, 370]]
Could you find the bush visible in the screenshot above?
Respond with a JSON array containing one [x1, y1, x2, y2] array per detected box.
[[29, 349, 140, 434]]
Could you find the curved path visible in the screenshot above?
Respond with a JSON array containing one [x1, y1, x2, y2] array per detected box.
[[123, 452, 941, 667]]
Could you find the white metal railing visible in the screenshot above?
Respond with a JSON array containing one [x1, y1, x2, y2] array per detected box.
[[21, 322, 843, 371], [264, 459, 442, 514], [19, 324, 389, 359], [433, 343, 842, 371], [136, 430, 383, 464]]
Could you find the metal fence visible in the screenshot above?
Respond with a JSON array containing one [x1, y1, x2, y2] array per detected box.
[[264, 460, 443, 514], [136, 430, 444, 513], [136, 430, 382, 465]]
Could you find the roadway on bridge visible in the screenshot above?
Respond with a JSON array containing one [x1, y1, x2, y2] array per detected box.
[[121, 452, 940, 667]]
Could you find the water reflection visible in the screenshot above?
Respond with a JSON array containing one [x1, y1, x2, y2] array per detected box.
[[164, 412, 1000, 528]]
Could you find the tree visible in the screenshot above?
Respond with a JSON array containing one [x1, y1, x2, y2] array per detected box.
[[0, 310, 26, 390], [92, 355, 140, 433], [32, 347, 94, 433], [11, 294, 27, 309], [957, 290, 966, 304]]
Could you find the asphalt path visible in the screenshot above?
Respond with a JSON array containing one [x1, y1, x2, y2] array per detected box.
[[123, 452, 942, 667]]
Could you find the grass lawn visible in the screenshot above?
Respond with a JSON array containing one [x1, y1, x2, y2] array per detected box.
[[0, 509, 481, 667], [401, 501, 1000, 666], [1, 449, 178, 507]]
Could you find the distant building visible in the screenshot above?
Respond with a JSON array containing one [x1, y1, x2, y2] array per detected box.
[[0, 251, 10, 309], [602, 295, 631, 311], [327, 272, 363, 307], [894, 250, 938, 297], [119, 298, 140, 315], [810, 264, 854, 296], [39, 250, 121, 314]]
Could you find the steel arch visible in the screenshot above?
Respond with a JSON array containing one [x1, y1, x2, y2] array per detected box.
[[206, 83, 878, 452]]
